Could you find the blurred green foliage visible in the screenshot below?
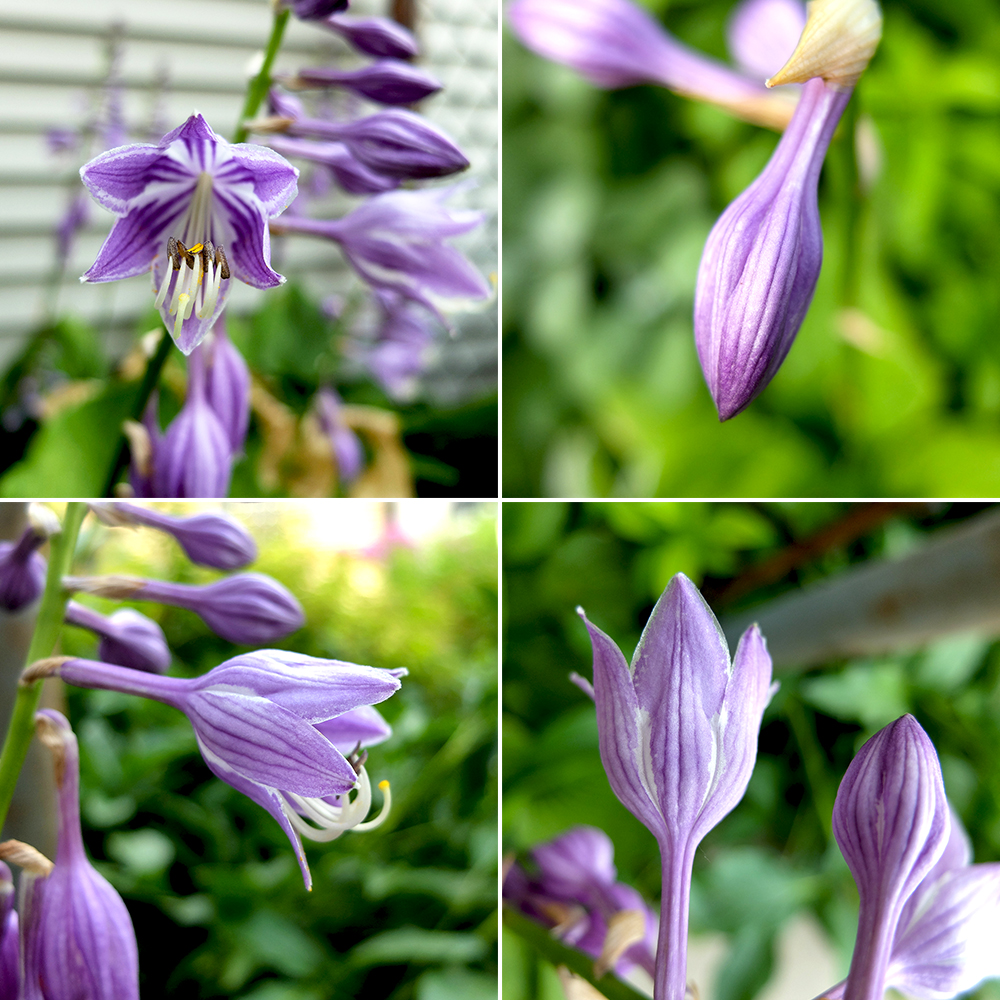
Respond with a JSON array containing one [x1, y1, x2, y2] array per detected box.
[[503, 502, 1000, 1000], [0, 288, 497, 498], [504, 0, 1000, 496], [55, 502, 497, 1000]]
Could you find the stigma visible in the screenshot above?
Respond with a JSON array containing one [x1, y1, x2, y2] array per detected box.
[[153, 238, 230, 342]]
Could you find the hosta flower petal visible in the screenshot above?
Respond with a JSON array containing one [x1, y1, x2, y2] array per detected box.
[[315, 704, 392, 752], [727, 0, 807, 81]]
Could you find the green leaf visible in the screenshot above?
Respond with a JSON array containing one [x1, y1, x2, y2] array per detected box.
[[350, 927, 488, 966]]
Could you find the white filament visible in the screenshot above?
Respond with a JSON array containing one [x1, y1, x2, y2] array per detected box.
[[280, 767, 392, 843]]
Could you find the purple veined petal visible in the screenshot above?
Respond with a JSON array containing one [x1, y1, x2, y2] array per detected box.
[[320, 13, 420, 59], [187, 690, 360, 795], [65, 601, 171, 674], [152, 345, 233, 488], [834, 715, 950, 1000], [83, 199, 188, 283], [227, 141, 300, 216], [79, 142, 168, 214], [694, 77, 850, 420], [577, 608, 667, 842], [265, 136, 399, 195], [727, 0, 807, 82], [291, 60, 443, 105], [315, 704, 392, 752]]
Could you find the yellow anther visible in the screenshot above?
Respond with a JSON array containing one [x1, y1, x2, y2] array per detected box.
[[187, 243, 204, 254]]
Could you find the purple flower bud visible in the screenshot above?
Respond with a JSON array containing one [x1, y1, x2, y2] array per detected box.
[[0, 862, 17, 1000], [64, 572, 304, 646], [22, 710, 139, 999], [285, 0, 348, 20], [89, 502, 257, 570], [320, 14, 420, 59], [0, 524, 48, 612], [316, 388, 364, 484], [44, 652, 405, 889], [579, 573, 776, 1000], [154, 344, 233, 497], [287, 109, 469, 179], [204, 319, 251, 455], [266, 136, 399, 195], [694, 77, 850, 419], [291, 60, 442, 105], [364, 292, 436, 398], [833, 715, 950, 1000], [126, 395, 161, 499], [64, 602, 171, 674]]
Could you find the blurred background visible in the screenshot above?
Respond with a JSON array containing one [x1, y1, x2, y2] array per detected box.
[[0, 0, 498, 496], [503, 0, 1000, 496], [2, 500, 498, 1000], [503, 502, 1000, 1000]]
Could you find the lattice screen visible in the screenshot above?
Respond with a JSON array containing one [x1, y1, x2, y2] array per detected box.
[[0, 0, 497, 403]]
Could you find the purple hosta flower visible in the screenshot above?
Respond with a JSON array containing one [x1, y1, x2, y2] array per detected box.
[[285, 0, 348, 20], [833, 715, 950, 1000], [694, 0, 882, 418], [205, 317, 251, 454], [316, 703, 393, 753], [80, 113, 298, 354], [508, 0, 799, 130], [320, 13, 420, 59], [504, 826, 657, 979], [89, 501, 257, 570], [63, 572, 304, 646], [153, 343, 233, 497], [272, 187, 489, 322], [290, 61, 442, 105], [64, 601, 171, 674], [124, 394, 162, 499], [0, 862, 16, 999], [281, 107, 469, 180], [578, 572, 776, 1000], [265, 136, 399, 195], [29, 652, 405, 890], [22, 710, 139, 999], [821, 806, 1000, 1000], [316, 387, 365, 484], [363, 291, 437, 398]]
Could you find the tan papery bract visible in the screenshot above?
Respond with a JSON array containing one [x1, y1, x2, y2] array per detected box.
[[767, 0, 882, 89]]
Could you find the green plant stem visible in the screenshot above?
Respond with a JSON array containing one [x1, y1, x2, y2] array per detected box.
[[0, 502, 87, 833], [233, 8, 291, 143], [502, 907, 650, 1000], [100, 328, 174, 497]]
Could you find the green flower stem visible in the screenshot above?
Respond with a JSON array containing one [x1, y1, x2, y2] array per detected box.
[[0, 502, 87, 832], [101, 328, 174, 498], [234, 7, 291, 143], [502, 907, 650, 1000]]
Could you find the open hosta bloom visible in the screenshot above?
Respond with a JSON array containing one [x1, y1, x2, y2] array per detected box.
[[833, 715, 950, 1000], [578, 573, 775, 1000], [80, 113, 298, 353], [27, 651, 405, 890], [694, 0, 882, 418]]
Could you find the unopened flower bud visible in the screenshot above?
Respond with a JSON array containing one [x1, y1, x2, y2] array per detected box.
[[205, 319, 251, 455], [320, 14, 419, 59], [0, 861, 16, 1000], [289, 60, 442, 105], [20, 710, 139, 999], [285, 0, 348, 20], [65, 602, 171, 674], [64, 573, 305, 646], [0, 522, 48, 612], [90, 502, 257, 570]]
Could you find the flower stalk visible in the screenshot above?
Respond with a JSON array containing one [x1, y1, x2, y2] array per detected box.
[[235, 8, 292, 143], [0, 502, 86, 830]]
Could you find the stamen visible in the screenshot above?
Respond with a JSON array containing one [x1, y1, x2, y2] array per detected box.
[[279, 769, 392, 843], [154, 235, 231, 329]]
